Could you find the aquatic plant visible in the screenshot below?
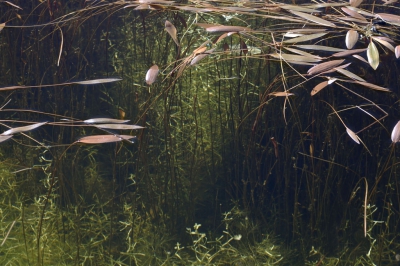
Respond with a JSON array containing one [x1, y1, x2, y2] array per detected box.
[[1, 0, 400, 265]]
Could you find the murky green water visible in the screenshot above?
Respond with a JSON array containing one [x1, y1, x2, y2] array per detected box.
[[0, 1, 400, 265]]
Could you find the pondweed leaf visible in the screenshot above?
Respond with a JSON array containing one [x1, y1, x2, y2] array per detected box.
[[391, 121, 400, 143], [396, 45, 400, 58], [355, 81, 390, 92], [269, 92, 295, 97], [295, 45, 344, 52], [290, 10, 336, 27], [341, 7, 367, 21], [345, 30, 359, 49], [190, 49, 214, 66], [94, 124, 144, 130], [0, 135, 12, 143], [372, 37, 395, 52], [196, 24, 249, 33], [270, 53, 322, 63], [335, 68, 366, 82], [84, 118, 130, 124], [333, 48, 366, 57], [346, 127, 360, 144], [78, 135, 136, 144], [146, 64, 159, 85], [0, 23, 5, 33], [367, 40, 379, 70], [283, 33, 327, 44], [165, 20, 179, 46], [311, 80, 329, 96], [350, 0, 363, 7], [1, 122, 47, 136], [307, 59, 345, 75], [73, 78, 122, 85], [376, 13, 400, 25]]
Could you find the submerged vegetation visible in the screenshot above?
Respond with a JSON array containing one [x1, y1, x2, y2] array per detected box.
[[1, 0, 400, 264]]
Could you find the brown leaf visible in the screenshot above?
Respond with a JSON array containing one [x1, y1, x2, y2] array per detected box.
[[146, 64, 159, 85], [376, 13, 400, 25], [165, 20, 179, 46], [283, 33, 327, 44], [311, 80, 329, 96], [307, 59, 345, 75], [341, 7, 367, 21], [269, 92, 295, 97], [0, 23, 5, 32], [1, 122, 47, 136], [355, 81, 390, 92], [350, 0, 363, 7], [333, 48, 366, 57], [78, 135, 136, 144], [196, 24, 250, 33]]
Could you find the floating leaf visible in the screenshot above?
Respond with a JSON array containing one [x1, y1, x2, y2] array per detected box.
[[376, 13, 400, 25], [146, 64, 159, 85], [367, 40, 379, 70], [190, 49, 214, 65], [271, 53, 322, 63], [290, 10, 336, 27], [311, 81, 329, 96], [391, 121, 400, 143], [371, 37, 395, 52], [0, 85, 27, 91], [165, 20, 179, 46], [78, 135, 136, 144], [346, 128, 360, 144], [269, 92, 295, 97], [341, 7, 367, 21], [350, 0, 363, 7], [355, 81, 390, 92], [73, 78, 122, 85], [307, 59, 345, 75], [1, 122, 47, 136], [353, 54, 368, 64], [281, 5, 321, 13], [0, 23, 5, 33], [295, 45, 345, 52], [84, 118, 130, 124], [333, 48, 366, 57], [196, 24, 249, 33], [95, 124, 144, 130], [396, 45, 400, 59], [346, 30, 359, 49], [284, 47, 323, 59], [0, 135, 13, 143], [283, 33, 327, 44], [335, 68, 366, 82]]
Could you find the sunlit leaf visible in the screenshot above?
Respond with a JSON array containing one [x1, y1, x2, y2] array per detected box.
[[391, 121, 400, 143], [346, 30, 359, 49], [367, 40, 379, 70], [335, 68, 366, 82], [0, 23, 5, 33], [4, 1, 22, 9], [281, 5, 321, 13], [290, 10, 336, 27], [283, 33, 327, 43], [0, 135, 13, 143], [146, 64, 159, 85], [95, 124, 144, 130], [353, 54, 368, 64], [371, 37, 395, 52], [395, 45, 400, 59], [311, 80, 329, 96], [84, 118, 130, 124], [269, 92, 295, 97], [73, 78, 122, 85], [165, 20, 179, 46], [196, 24, 250, 33], [78, 135, 136, 144], [346, 127, 360, 144], [271, 53, 322, 63], [284, 47, 323, 59], [1, 122, 47, 136], [295, 45, 345, 52], [307, 59, 345, 75], [190, 49, 214, 65]]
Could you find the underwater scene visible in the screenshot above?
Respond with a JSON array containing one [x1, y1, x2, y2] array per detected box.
[[1, 0, 400, 265]]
